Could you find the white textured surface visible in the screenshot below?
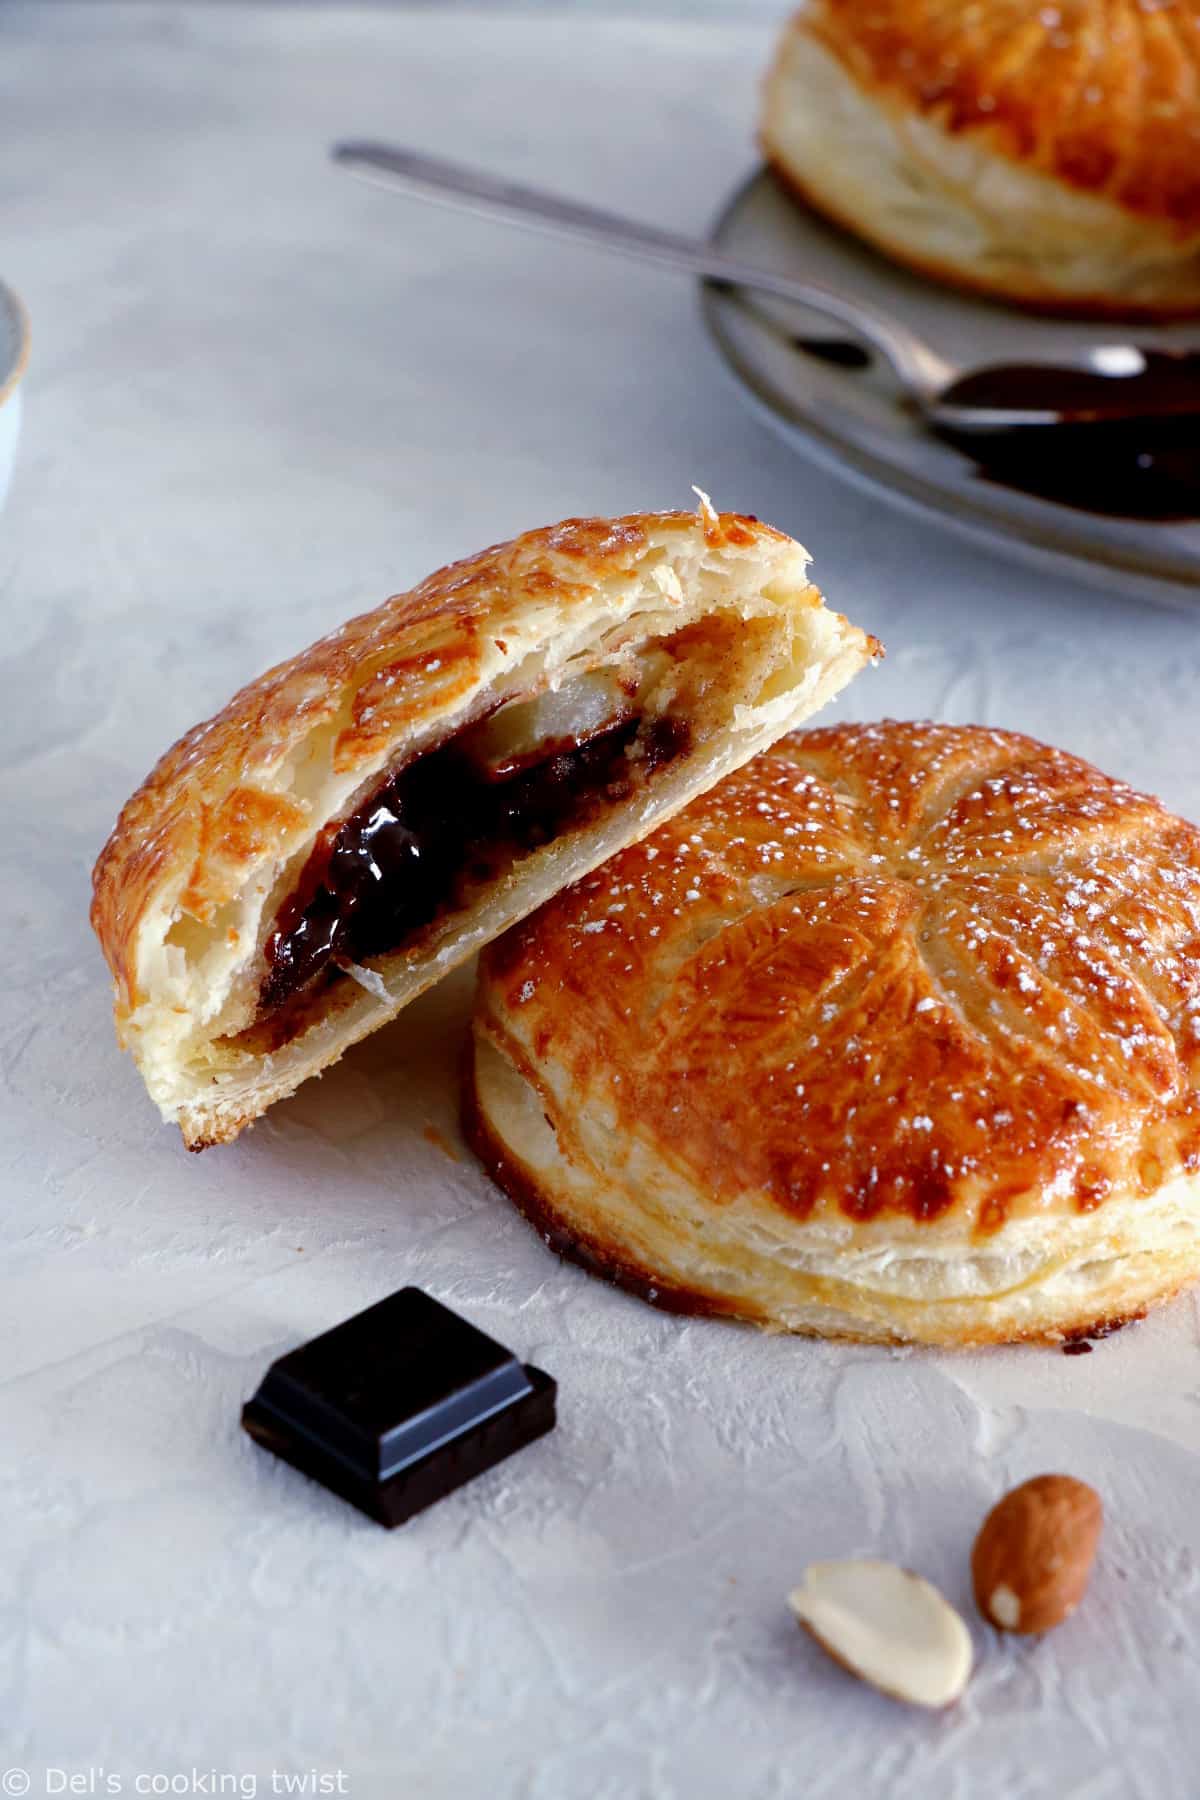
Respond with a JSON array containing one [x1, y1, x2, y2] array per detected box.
[[4, 6, 1200, 1795]]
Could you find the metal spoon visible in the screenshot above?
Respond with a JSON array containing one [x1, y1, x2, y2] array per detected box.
[[332, 139, 1200, 439]]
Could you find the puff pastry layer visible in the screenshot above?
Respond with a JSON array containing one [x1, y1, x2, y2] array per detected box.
[[762, 1, 1200, 317], [467, 721, 1200, 1345], [92, 505, 876, 1146]]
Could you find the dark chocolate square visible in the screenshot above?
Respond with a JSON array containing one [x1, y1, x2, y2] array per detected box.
[[242, 1286, 555, 1527]]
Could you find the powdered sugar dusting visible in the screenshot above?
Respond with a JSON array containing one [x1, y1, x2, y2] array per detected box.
[[491, 721, 1200, 1233]]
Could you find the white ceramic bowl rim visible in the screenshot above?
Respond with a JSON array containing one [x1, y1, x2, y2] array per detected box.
[[0, 280, 30, 405]]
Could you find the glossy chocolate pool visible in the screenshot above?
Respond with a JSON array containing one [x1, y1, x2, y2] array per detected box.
[[791, 335, 1200, 520], [261, 712, 690, 1011], [936, 353, 1200, 520]]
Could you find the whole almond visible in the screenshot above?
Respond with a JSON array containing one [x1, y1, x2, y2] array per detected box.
[[971, 1474, 1102, 1634]]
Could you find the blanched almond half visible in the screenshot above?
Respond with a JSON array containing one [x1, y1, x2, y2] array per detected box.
[[788, 1559, 973, 1709]]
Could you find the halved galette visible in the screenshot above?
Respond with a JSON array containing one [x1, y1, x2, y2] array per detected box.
[[91, 502, 877, 1145]]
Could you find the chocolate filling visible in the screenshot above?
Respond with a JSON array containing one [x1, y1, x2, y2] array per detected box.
[[260, 712, 690, 1013]]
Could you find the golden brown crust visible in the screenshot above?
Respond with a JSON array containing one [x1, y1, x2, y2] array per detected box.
[[467, 721, 1200, 1344], [90, 511, 789, 1016], [90, 506, 877, 1144], [761, 2, 1200, 317], [765, 157, 1200, 323], [463, 1037, 1181, 1346], [800, 0, 1200, 233]]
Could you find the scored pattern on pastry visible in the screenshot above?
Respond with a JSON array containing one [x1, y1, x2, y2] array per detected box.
[[761, 0, 1200, 317], [806, 0, 1200, 227], [481, 721, 1200, 1237]]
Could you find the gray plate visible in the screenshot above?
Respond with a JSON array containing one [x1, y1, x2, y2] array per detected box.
[[701, 168, 1200, 611]]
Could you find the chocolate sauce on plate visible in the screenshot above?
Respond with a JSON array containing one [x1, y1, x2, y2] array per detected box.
[[947, 424, 1200, 522], [937, 352, 1200, 521], [791, 335, 1200, 520], [938, 351, 1200, 426]]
